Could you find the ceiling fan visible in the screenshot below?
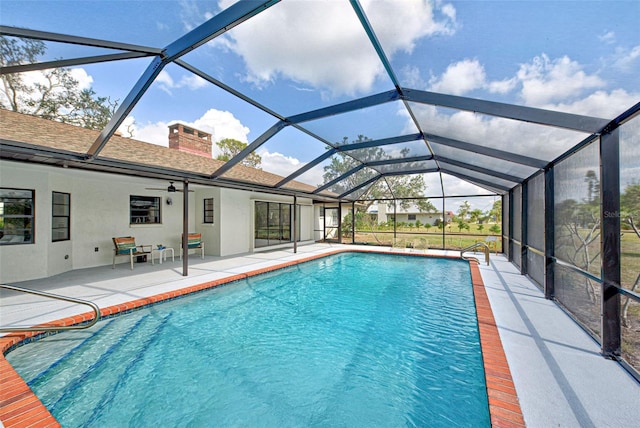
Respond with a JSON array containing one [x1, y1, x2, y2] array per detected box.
[[145, 181, 193, 192]]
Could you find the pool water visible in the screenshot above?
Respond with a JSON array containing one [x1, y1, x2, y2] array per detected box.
[[8, 253, 490, 427]]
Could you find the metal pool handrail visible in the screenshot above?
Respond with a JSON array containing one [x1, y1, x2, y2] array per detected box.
[[460, 242, 490, 266], [0, 284, 101, 333]]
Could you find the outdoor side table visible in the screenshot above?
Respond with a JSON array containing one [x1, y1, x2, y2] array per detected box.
[[152, 247, 174, 264]]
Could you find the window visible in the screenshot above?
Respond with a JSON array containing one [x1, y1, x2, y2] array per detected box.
[[408, 214, 416, 221], [0, 188, 34, 245], [130, 196, 161, 224], [52, 192, 70, 241], [203, 198, 214, 224], [255, 201, 299, 248]]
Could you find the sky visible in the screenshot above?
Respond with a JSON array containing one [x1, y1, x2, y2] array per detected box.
[[1, 0, 639, 211]]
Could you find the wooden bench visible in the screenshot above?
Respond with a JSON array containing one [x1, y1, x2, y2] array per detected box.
[[113, 237, 152, 270], [180, 233, 204, 260]]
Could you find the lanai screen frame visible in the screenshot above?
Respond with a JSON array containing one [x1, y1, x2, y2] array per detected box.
[[1, 0, 639, 376]]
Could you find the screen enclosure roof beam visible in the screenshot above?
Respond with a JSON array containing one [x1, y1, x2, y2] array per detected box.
[[441, 169, 512, 193], [1, 52, 151, 75], [424, 133, 548, 169], [404, 88, 610, 133], [0, 25, 162, 54], [435, 156, 525, 183]]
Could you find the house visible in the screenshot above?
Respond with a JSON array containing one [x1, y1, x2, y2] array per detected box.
[[0, 110, 324, 283], [374, 203, 453, 226]]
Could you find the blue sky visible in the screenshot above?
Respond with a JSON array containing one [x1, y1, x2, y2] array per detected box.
[[2, 0, 639, 202]]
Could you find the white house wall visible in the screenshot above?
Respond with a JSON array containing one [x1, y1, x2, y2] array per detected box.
[[0, 161, 195, 282], [1, 160, 318, 283], [194, 187, 221, 257]]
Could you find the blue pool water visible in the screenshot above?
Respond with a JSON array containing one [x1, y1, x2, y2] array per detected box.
[[8, 253, 490, 427]]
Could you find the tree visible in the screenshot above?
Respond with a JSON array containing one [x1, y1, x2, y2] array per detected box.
[[456, 218, 469, 233], [215, 138, 262, 169], [0, 36, 117, 130], [584, 170, 600, 205], [322, 135, 435, 211], [490, 199, 502, 223], [621, 182, 640, 326], [456, 201, 471, 220], [621, 183, 640, 235], [469, 209, 483, 223]]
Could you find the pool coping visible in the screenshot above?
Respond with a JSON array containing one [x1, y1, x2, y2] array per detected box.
[[0, 249, 525, 427]]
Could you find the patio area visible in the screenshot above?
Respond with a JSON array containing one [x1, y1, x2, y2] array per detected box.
[[1, 243, 638, 427]]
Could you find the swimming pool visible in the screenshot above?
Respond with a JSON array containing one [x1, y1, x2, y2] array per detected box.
[[7, 252, 491, 427]]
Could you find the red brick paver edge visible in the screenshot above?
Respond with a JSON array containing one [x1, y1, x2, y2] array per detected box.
[[469, 261, 526, 427], [1, 249, 524, 427]]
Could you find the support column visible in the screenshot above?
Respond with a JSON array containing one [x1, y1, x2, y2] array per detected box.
[[600, 130, 621, 358], [508, 190, 514, 262], [441, 197, 446, 249], [351, 201, 356, 244], [182, 180, 189, 277], [544, 167, 555, 299], [293, 195, 297, 254], [322, 203, 326, 241], [337, 203, 342, 243], [521, 181, 528, 275], [393, 202, 397, 243]]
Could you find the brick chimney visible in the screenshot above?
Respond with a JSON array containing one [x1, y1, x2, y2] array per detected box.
[[168, 123, 212, 157]]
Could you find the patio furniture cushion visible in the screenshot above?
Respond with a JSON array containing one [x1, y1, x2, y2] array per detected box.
[[114, 237, 138, 255], [187, 234, 202, 248]]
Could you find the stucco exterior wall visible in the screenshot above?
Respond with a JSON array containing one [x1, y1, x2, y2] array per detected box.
[[1, 161, 316, 283], [0, 161, 195, 282]]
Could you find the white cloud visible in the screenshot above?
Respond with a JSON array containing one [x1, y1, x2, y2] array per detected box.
[[598, 31, 616, 44], [429, 59, 487, 95], [258, 150, 301, 177], [217, 0, 457, 96], [611, 45, 640, 73], [487, 77, 517, 94], [68, 68, 93, 89], [126, 108, 250, 157], [154, 70, 207, 95], [517, 54, 605, 106], [428, 59, 517, 96]]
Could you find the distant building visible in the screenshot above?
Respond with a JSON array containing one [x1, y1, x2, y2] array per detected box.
[[373, 203, 453, 225]]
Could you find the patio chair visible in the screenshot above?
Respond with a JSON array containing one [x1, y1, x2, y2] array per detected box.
[[484, 235, 498, 253], [180, 233, 205, 260], [113, 237, 152, 270]]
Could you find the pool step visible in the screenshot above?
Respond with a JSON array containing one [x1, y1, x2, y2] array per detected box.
[[46, 313, 172, 425], [8, 319, 116, 385], [26, 313, 167, 417], [27, 316, 139, 402]]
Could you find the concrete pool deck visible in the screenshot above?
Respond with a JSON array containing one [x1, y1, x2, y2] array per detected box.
[[1, 243, 639, 427]]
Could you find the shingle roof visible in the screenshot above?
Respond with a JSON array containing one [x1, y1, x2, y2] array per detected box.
[[0, 109, 318, 193]]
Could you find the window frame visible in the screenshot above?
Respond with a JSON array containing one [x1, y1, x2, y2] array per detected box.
[[130, 195, 161, 224], [0, 188, 35, 245], [52, 191, 70, 242], [203, 198, 214, 224]]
